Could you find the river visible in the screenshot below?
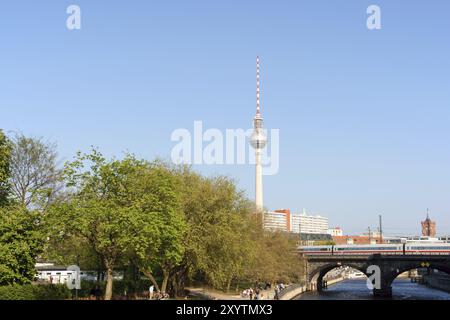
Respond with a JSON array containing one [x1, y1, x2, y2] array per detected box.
[[295, 278, 450, 300]]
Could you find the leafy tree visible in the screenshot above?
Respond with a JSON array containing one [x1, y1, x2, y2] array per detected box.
[[43, 233, 103, 279], [0, 206, 45, 285], [9, 133, 61, 209], [43, 150, 304, 298], [200, 207, 257, 291], [0, 130, 11, 207], [165, 166, 304, 294], [168, 168, 258, 294], [249, 231, 305, 285], [129, 162, 186, 294], [50, 150, 144, 299], [47, 150, 185, 299]]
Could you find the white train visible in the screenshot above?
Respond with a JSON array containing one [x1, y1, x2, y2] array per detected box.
[[299, 243, 450, 256]]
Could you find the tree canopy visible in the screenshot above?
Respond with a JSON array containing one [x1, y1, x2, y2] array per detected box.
[[0, 130, 11, 207], [46, 150, 186, 300], [0, 206, 44, 285], [1, 136, 304, 299], [9, 133, 60, 209]]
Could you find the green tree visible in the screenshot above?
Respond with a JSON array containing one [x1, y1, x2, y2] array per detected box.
[[249, 231, 304, 285], [129, 162, 186, 294], [51, 151, 145, 300], [168, 168, 257, 294], [47, 150, 185, 300], [43, 232, 103, 279], [201, 208, 257, 291], [0, 206, 45, 285], [167, 166, 304, 293], [44, 150, 304, 298], [0, 130, 11, 207], [9, 133, 61, 209]]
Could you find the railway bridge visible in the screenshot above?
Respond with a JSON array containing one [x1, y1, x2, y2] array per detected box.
[[305, 254, 450, 297]]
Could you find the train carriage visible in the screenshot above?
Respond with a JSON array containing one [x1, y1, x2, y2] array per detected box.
[[298, 246, 333, 255], [299, 243, 450, 256], [333, 244, 403, 255], [405, 243, 450, 255]]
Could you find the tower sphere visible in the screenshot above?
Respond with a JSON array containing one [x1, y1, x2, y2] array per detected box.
[[250, 128, 267, 149]]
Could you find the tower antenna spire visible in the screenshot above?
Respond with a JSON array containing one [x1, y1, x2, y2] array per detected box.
[[256, 56, 261, 116]]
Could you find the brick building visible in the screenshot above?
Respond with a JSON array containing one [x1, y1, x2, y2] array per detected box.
[[421, 212, 436, 237]]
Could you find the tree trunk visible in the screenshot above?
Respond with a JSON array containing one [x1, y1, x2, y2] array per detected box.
[[104, 267, 114, 300], [142, 270, 160, 292], [174, 268, 187, 297], [171, 277, 178, 297], [226, 279, 232, 293], [161, 269, 170, 294]]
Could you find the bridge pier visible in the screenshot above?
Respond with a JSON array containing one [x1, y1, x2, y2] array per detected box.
[[373, 286, 392, 298], [307, 282, 318, 291], [317, 280, 323, 292]]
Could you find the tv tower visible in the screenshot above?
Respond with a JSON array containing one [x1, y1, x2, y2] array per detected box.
[[250, 56, 268, 212]]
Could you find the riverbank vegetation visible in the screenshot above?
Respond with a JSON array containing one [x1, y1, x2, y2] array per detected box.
[[0, 129, 304, 300]]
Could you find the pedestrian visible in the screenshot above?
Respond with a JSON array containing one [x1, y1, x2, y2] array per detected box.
[[149, 285, 154, 300], [249, 288, 253, 300]]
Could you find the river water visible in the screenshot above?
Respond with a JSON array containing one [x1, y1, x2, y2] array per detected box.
[[295, 278, 450, 300]]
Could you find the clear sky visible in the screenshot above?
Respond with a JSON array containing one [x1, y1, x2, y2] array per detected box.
[[1, 1, 449, 235]]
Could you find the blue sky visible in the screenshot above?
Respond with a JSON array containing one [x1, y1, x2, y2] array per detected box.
[[1, 1, 449, 235]]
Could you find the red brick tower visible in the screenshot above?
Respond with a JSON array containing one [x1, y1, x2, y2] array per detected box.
[[421, 210, 436, 237]]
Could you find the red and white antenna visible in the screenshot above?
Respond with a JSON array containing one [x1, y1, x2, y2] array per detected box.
[[256, 56, 261, 116]]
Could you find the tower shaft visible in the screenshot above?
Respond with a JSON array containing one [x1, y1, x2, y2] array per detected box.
[[255, 149, 263, 212]]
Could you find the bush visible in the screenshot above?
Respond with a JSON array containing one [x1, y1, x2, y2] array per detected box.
[[113, 278, 152, 296], [75, 279, 153, 299], [0, 284, 71, 300]]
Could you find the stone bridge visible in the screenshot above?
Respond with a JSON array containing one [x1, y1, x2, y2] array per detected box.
[[305, 254, 450, 297]]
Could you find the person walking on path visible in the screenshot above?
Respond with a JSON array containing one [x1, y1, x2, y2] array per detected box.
[[149, 285, 154, 300]]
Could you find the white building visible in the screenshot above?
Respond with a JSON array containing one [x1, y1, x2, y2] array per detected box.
[[35, 263, 122, 284], [36, 264, 77, 285], [327, 227, 343, 237], [291, 210, 329, 234], [264, 210, 289, 232]]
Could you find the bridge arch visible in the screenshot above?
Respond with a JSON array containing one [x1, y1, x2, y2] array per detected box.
[[309, 263, 368, 291], [305, 254, 450, 297], [384, 262, 450, 289]]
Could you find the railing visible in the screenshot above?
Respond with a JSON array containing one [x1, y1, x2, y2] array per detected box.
[[277, 282, 307, 300]]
